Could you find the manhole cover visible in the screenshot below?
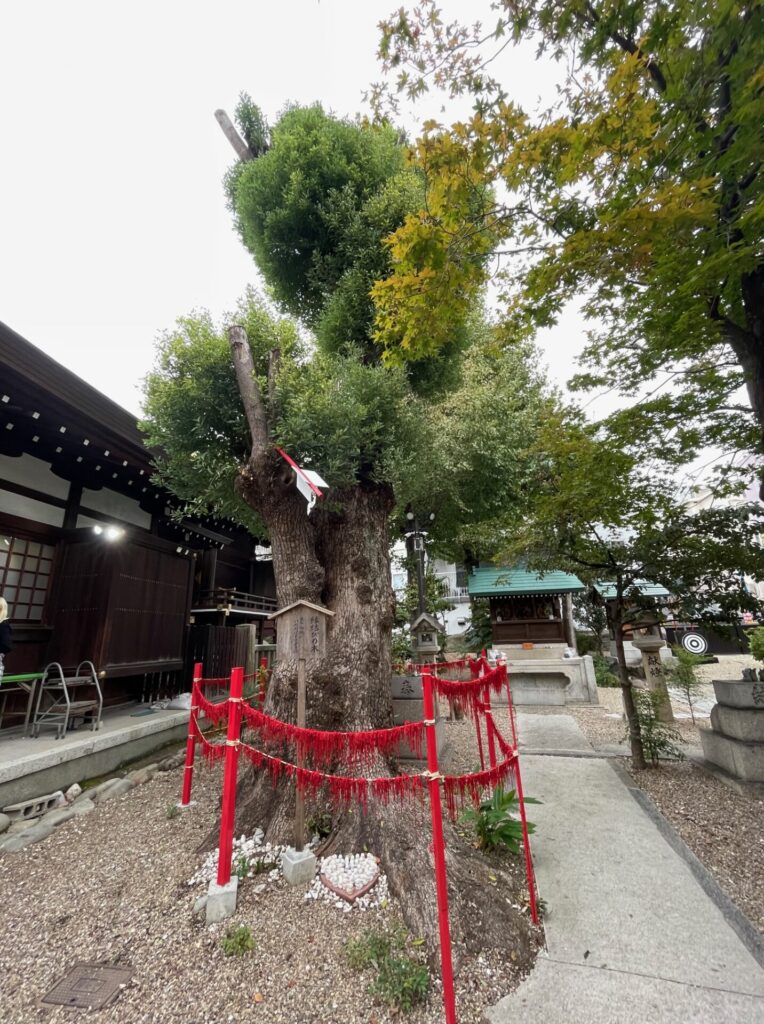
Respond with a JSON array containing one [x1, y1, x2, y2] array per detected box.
[[41, 963, 132, 1010]]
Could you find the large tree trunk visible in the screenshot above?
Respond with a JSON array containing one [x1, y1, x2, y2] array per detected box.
[[220, 325, 536, 969], [228, 480, 535, 967]]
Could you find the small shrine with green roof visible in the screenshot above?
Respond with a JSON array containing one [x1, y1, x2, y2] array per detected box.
[[467, 566, 599, 706]]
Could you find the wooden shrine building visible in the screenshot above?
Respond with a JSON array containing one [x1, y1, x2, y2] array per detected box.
[[0, 321, 275, 719], [468, 566, 584, 648]]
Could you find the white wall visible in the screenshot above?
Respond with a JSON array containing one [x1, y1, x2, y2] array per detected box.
[[81, 486, 151, 529], [0, 452, 70, 499]]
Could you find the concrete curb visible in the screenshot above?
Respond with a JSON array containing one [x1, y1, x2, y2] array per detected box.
[[608, 758, 764, 971]]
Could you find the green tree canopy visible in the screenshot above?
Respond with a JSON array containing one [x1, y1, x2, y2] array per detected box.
[[373, 0, 764, 478]]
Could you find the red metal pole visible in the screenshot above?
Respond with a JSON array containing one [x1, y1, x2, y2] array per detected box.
[[484, 695, 498, 771], [473, 704, 486, 771], [216, 667, 244, 887], [504, 666, 518, 748], [422, 672, 457, 1024], [180, 662, 203, 806], [258, 657, 268, 709], [513, 756, 539, 926]]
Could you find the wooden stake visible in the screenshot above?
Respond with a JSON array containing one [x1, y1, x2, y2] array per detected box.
[[294, 656, 306, 851]]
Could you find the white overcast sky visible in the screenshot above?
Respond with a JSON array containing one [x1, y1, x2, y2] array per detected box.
[[1, 0, 584, 417]]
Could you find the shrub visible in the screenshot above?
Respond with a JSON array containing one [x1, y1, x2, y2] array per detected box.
[[165, 803, 180, 820], [345, 926, 429, 1012], [668, 646, 705, 723], [461, 786, 538, 854], [630, 688, 684, 766], [748, 627, 764, 665], [592, 653, 620, 687], [575, 631, 599, 656], [221, 924, 256, 957]]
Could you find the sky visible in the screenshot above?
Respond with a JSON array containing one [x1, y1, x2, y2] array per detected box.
[[1, 0, 581, 417]]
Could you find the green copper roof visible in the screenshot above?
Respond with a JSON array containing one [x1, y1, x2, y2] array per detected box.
[[594, 581, 670, 599], [467, 567, 585, 597]]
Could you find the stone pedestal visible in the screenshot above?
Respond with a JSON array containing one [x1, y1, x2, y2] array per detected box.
[[631, 635, 674, 722], [281, 847, 317, 886], [493, 645, 598, 705], [700, 680, 764, 793], [205, 877, 238, 924], [391, 674, 448, 763]]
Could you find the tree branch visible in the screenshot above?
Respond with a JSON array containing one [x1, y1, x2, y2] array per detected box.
[[227, 324, 269, 455]]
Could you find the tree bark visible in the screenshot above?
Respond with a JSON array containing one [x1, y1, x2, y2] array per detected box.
[[611, 609, 647, 770], [228, 480, 535, 967]]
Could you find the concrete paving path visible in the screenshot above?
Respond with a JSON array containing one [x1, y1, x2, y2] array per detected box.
[[486, 713, 764, 1023]]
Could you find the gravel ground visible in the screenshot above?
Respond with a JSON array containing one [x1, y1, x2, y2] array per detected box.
[[628, 761, 764, 936], [0, 718, 538, 1024]]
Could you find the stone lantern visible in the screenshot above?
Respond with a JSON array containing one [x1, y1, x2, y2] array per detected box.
[[410, 612, 441, 666]]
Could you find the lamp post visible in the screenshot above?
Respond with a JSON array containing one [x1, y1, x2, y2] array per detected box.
[[405, 511, 435, 616]]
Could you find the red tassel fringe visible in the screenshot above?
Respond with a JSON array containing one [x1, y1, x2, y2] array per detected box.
[[190, 717, 226, 765], [196, 690, 230, 725], [442, 751, 518, 820], [430, 663, 508, 712], [240, 703, 424, 768], [238, 740, 424, 811]]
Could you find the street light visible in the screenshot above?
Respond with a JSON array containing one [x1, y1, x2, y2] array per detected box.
[[404, 510, 435, 617]]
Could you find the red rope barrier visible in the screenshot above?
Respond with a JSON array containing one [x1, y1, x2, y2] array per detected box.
[[238, 739, 424, 809], [241, 702, 425, 767]]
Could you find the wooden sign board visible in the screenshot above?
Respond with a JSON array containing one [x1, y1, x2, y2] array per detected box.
[[269, 600, 334, 660]]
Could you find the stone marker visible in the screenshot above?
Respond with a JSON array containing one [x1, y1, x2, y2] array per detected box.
[[281, 846, 318, 886]]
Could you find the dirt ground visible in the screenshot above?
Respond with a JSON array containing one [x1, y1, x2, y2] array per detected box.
[[0, 717, 538, 1024]]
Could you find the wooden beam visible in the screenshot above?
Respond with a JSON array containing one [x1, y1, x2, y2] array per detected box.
[[214, 109, 254, 163]]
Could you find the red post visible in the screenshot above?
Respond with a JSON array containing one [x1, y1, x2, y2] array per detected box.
[[180, 662, 203, 806], [258, 657, 268, 709], [473, 705, 486, 771], [484, 695, 498, 771], [422, 672, 457, 1024], [513, 757, 539, 925], [504, 666, 518, 748], [216, 667, 244, 887]]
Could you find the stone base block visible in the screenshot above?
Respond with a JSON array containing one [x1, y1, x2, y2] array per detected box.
[[710, 704, 764, 743], [205, 876, 238, 924], [712, 680, 764, 710], [281, 847, 317, 886], [2, 790, 64, 821], [494, 654, 598, 704], [700, 728, 764, 782], [392, 700, 448, 762]]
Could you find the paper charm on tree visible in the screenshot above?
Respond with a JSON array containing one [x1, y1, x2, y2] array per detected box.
[[276, 448, 328, 515]]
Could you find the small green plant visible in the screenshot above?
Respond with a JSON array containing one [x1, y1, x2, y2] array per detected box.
[[372, 957, 430, 1011], [461, 786, 539, 854], [232, 854, 251, 880], [592, 653, 620, 688], [748, 627, 764, 665], [221, 924, 256, 957], [345, 926, 429, 1012], [630, 688, 684, 766], [535, 895, 549, 919], [165, 803, 180, 820], [307, 811, 333, 839], [668, 646, 705, 723]]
